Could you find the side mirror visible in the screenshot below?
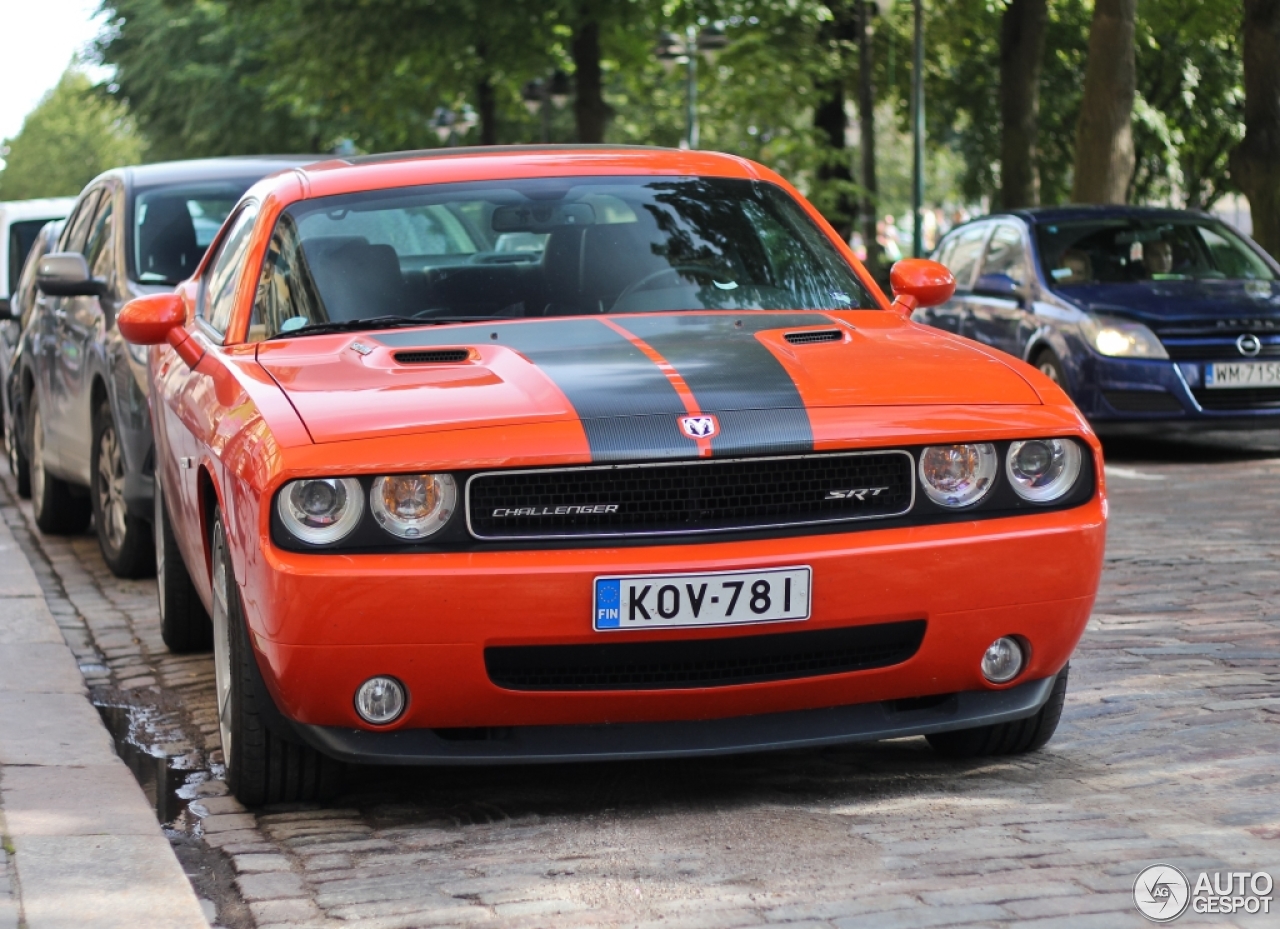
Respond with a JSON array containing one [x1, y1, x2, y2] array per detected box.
[[36, 253, 107, 298], [0, 297, 12, 321], [118, 293, 204, 368], [889, 259, 956, 315], [973, 272, 1023, 303]]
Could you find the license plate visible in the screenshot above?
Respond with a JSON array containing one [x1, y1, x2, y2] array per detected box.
[[1205, 362, 1280, 388], [593, 567, 811, 631]]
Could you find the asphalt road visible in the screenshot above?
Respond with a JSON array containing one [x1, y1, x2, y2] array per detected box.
[[2, 429, 1278, 929]]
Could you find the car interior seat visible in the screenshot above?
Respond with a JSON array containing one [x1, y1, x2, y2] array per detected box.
[[542, 217, 666, 315], [301, 236, 405, 321], [137, 198, 200, 283]]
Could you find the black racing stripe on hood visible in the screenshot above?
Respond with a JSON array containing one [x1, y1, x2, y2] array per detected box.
[[376, 319, 696, 462], [617, 314, 826, 456]]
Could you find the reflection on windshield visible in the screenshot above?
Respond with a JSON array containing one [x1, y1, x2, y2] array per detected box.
[[251, 176, 872, 339], [1037, 219, 1275, 286]]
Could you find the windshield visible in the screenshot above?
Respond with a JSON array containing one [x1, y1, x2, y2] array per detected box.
[[132, 181, 254, 284], [251, 176, 873, 338], [1036, 218, 1275, 286]]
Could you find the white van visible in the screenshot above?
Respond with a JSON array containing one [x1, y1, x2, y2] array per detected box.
[[1, 197, 77, 313]]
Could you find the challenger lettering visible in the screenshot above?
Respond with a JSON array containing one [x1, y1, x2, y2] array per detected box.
[[492, 504, 620, 517]]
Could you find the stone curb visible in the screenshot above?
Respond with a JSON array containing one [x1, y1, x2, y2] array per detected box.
[[0, 485, 209, 929]]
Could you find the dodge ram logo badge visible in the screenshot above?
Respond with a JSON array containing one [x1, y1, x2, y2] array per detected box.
[[679, 415, 719, 439], [1237, 334, 1263, 357]]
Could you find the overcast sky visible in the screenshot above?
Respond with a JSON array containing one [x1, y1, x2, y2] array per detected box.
[[0, 0, 106, 147]]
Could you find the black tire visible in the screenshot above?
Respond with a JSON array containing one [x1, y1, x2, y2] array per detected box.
[[156, 478, 212, 653], [926, 664, 1070, 758], [211, 512, 342, 806], [5, 407, 30, 498], [91, 401, 154, 578], [29, 399, 91, 535], [1033, 349, 1067, 391]]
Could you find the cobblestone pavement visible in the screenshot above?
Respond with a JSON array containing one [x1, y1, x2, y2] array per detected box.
[[2, 432, 1279, 929]]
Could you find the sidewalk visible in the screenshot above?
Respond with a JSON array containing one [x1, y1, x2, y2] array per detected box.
[[0, 495, 209, 929]]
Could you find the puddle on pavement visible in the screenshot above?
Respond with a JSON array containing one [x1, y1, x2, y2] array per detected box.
[[94, 698, 211, 831]]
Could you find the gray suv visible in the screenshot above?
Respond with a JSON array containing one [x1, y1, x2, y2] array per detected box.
[[16, 157, 306, 576]]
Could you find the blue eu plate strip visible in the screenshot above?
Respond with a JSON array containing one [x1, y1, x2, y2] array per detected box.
[[595, 579, 621, 629]]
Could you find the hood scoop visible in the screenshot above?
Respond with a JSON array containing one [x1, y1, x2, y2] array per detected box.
[[784, 329, 843, 345], [394, 348, 472, 364]]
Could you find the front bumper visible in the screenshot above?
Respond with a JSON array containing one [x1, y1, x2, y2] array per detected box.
[[1079, 356, 1280, 428], [294, 673, 1059, 765], [242, 498, 1105, 739]]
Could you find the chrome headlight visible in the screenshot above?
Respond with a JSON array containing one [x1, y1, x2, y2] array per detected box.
[[1007, 439, 1082, 503], [277, 477, 363, 544], [1081, 315, 1168, 359], [918, 444, 998, 508], [369, 473, 456, 539]]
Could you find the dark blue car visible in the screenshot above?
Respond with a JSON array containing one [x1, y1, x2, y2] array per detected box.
[[920, 206, 1280, 432]]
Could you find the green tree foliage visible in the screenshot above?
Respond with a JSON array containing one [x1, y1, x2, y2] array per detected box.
[[97, 0, 322, 159], [0, 69, 143, 199]]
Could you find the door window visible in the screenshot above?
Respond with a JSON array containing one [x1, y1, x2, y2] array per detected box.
[[947, 225, 989, 291], [85, 196, 116, 280], [200, 203, 260, 336], [59, 189, 103, 256], [980, 225, 1028, 286]]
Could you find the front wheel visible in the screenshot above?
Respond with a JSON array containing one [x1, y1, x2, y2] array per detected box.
[[211, 511, 342, 806], [91, 401, 153, 578], [926, 664, 1069, 758], [5, 407, 30, 498], [1033, 349, 1067, 390], [29, 399, 91, 535]]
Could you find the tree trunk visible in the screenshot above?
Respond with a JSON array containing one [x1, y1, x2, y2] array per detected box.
[[571, 12, 610, 143], [1230, 0, 1280, 258], [476, 76, 498, 145], [858, 2, 880, 281], [1071, 0, 1137, 204], [814, 2, 859, 240], [999, 0, 1048, 209]]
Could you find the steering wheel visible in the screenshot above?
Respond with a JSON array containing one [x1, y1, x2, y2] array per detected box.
[[610, 265, 733, 312]]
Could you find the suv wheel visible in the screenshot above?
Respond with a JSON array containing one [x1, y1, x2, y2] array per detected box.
[[29, 400, 90, 535], [156, 478, 212, 653], [91, 401, 154, 578], [926, 664, 1069, 758], [5, 409, 30, 498], [1034, 349, 1067, 389], [211, 511, 342, 806]]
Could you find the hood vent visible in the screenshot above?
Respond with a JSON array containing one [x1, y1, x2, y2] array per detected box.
[[394, 349, 471, 364], [784, 329, 843, 345]]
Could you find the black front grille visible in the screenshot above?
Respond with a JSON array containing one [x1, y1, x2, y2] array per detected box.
[[466, 451, 914, 540], [1103, 390, 1183, 413], [394, 349, 470, 364], [1193, 387, 1280, 410], [784, 329, 843, 345], [486, 620, 927, 691]]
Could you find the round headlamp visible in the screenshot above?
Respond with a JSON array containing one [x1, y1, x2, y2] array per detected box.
[[277, 477, 363, 544], [370, 473, 456, 540], [918, 444, 997, 508], [1007, 439, 1082, 503]]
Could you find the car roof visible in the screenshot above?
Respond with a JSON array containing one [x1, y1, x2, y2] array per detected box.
[[287, 145, 769, 200], [0, 197, 77, 224], [1007, 205, 1217, 225], [97, 155, 318, 190]]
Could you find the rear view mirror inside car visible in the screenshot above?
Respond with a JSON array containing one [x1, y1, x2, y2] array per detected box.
[[492, 202, 595, 232]]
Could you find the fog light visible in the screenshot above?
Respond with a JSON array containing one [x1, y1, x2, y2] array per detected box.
[[980, 637, 1025, 684], [354, 676, 406, 725]]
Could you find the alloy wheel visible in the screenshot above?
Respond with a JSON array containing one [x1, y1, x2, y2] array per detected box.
[[1039, 361, 1061, 385], [31, 408, 45, 516], [211, 522, 234, 770], [95, 425, 128, 552]]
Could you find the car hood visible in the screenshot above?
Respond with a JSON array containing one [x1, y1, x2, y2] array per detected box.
[[1055, 280, 1280, 325], [255, 312, 1041, 456]]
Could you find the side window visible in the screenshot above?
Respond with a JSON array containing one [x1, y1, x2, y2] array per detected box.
[[933, 235, 957, 270], [59, 190, 103, 256], [200, 203, 260, 336], [85, 195, 117, 280], [979, 224, 1028, 287], [251, 214, 324, 341], [948, 226, 989, 291]]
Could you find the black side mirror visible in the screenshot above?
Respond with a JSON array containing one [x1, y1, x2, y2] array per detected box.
[[0, 297, 11, 321], [972, 272, 1024, 305], [35, 253, 107, 298]]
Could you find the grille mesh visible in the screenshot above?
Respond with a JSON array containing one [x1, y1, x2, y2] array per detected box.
[[467, 451, 914, 540], [485, 620, 927, 691], [394, 349, 470, 364], [1193, 387, 1280, 410], [784, 329, 843, 345]]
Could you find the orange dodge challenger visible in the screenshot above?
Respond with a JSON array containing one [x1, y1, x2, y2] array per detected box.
[[118, 148, 1106, 805]]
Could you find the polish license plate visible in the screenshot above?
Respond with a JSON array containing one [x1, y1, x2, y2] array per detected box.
[[1205, 362, 1280, 388], [593, 567, 811, 631]]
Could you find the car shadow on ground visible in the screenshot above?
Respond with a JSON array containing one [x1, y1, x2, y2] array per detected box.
[[1101, 429, 1280, 465]]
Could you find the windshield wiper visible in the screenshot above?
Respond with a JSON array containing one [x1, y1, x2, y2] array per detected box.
[[266, 316, 509, 340]]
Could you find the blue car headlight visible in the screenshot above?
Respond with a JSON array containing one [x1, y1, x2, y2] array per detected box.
[[1081, 315, 1168, 359]]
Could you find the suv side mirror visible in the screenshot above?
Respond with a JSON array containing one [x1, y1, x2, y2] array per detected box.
[[36, 253, 107, 298], [0, 297, 12, 321], [972, 272, 1023, 303], [889, 259, 957, 316]]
